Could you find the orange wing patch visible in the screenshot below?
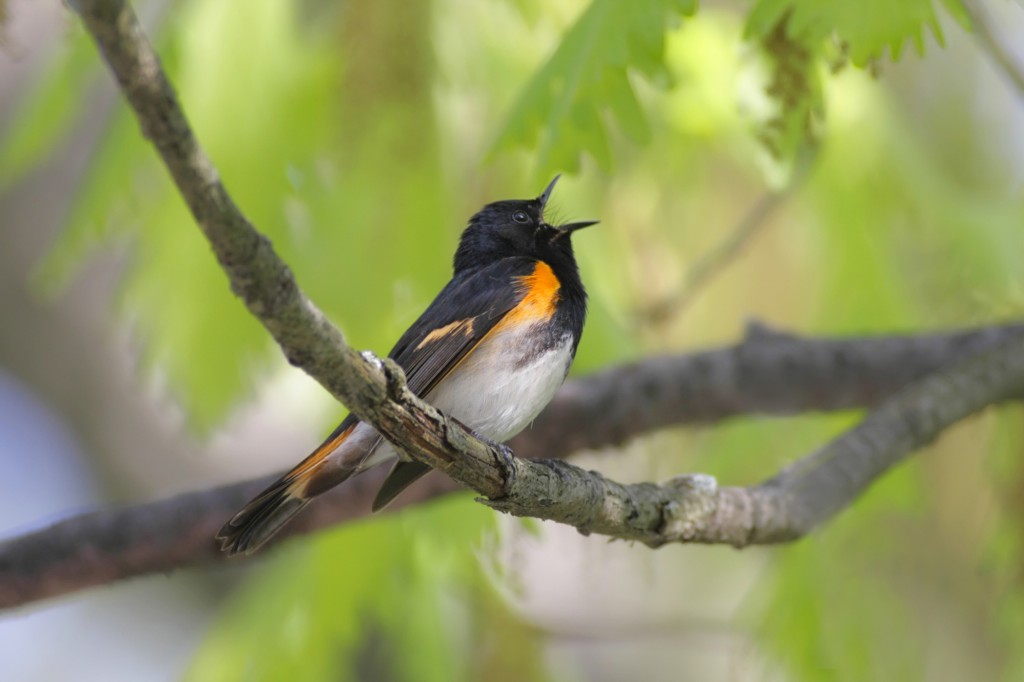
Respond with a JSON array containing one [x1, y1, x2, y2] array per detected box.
[[416, 318, 476, 350], [496, 261, 561, 330]]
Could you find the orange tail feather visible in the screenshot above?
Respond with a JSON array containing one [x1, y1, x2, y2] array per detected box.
[[217, 423, 358, 555]]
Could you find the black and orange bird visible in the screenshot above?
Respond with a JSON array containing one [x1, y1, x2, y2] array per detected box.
[[217, 177, 596, 555]]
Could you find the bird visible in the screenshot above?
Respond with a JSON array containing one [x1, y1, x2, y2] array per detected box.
[[216, 176, 595, 555]]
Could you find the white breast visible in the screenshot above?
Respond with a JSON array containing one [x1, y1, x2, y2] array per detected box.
[[427, 326, 574, 442]]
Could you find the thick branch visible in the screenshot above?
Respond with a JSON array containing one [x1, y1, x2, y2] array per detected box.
[[2, 322, 1022, 609], [519, 321, 1024, 454], [491, 332, 1024, 545]]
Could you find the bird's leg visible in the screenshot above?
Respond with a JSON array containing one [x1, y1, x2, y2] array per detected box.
[[451, 417, 517, 475]]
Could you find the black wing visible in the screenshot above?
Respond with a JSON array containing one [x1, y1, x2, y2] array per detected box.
[[389, 257, 536, 394]]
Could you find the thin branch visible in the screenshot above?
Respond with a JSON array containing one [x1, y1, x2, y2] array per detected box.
[[638, 150, 813, 325], [2, 321, 1022, 609], [961, 0, 1024, 100], [638, 190, 788, 324]]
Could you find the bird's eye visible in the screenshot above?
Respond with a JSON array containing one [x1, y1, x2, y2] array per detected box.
[[512, 210, 530, 224]]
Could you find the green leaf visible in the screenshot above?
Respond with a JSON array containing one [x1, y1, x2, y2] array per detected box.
[[492, 0, 696, 177], [745, 0, 945, 66]]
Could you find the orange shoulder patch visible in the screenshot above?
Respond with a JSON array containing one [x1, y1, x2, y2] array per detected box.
[[416, 318, 476, 350], [498, 261, 561, 328]]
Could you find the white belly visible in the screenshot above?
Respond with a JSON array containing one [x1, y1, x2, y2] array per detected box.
[[357, 326, 574, 469], [428, 327, 574, 442]]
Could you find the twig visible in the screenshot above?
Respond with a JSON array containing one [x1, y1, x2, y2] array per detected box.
[[639, 192, 786, 324], [2, 321, 1022, 609], [638, 150, 814, 325]]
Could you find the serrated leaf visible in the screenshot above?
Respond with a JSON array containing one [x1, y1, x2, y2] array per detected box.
[[492, 0, 696, 177], [746, 0, 945, 66]]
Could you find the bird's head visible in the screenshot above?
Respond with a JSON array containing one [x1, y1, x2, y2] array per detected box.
[[453, 176, 597, 272]]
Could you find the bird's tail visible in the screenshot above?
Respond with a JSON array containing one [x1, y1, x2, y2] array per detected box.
[[217, 422, 359, 555]]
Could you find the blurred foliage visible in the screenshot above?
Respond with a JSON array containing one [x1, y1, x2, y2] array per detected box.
[[492, 0, 696, 176], [188, 497, 513, 682], [745, 0, 954, 66], [5, 0, 1024, 679], [0, 10, 98, 185]]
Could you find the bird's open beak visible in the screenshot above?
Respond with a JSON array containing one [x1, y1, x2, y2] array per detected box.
[[539, 175, 598, 236], [556, 220, 599, 234], [538, 175, 561, 209]]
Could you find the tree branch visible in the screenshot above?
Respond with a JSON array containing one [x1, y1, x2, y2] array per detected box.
[[2, 322, 1022, 609], [493, 331, 1024, 545]]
